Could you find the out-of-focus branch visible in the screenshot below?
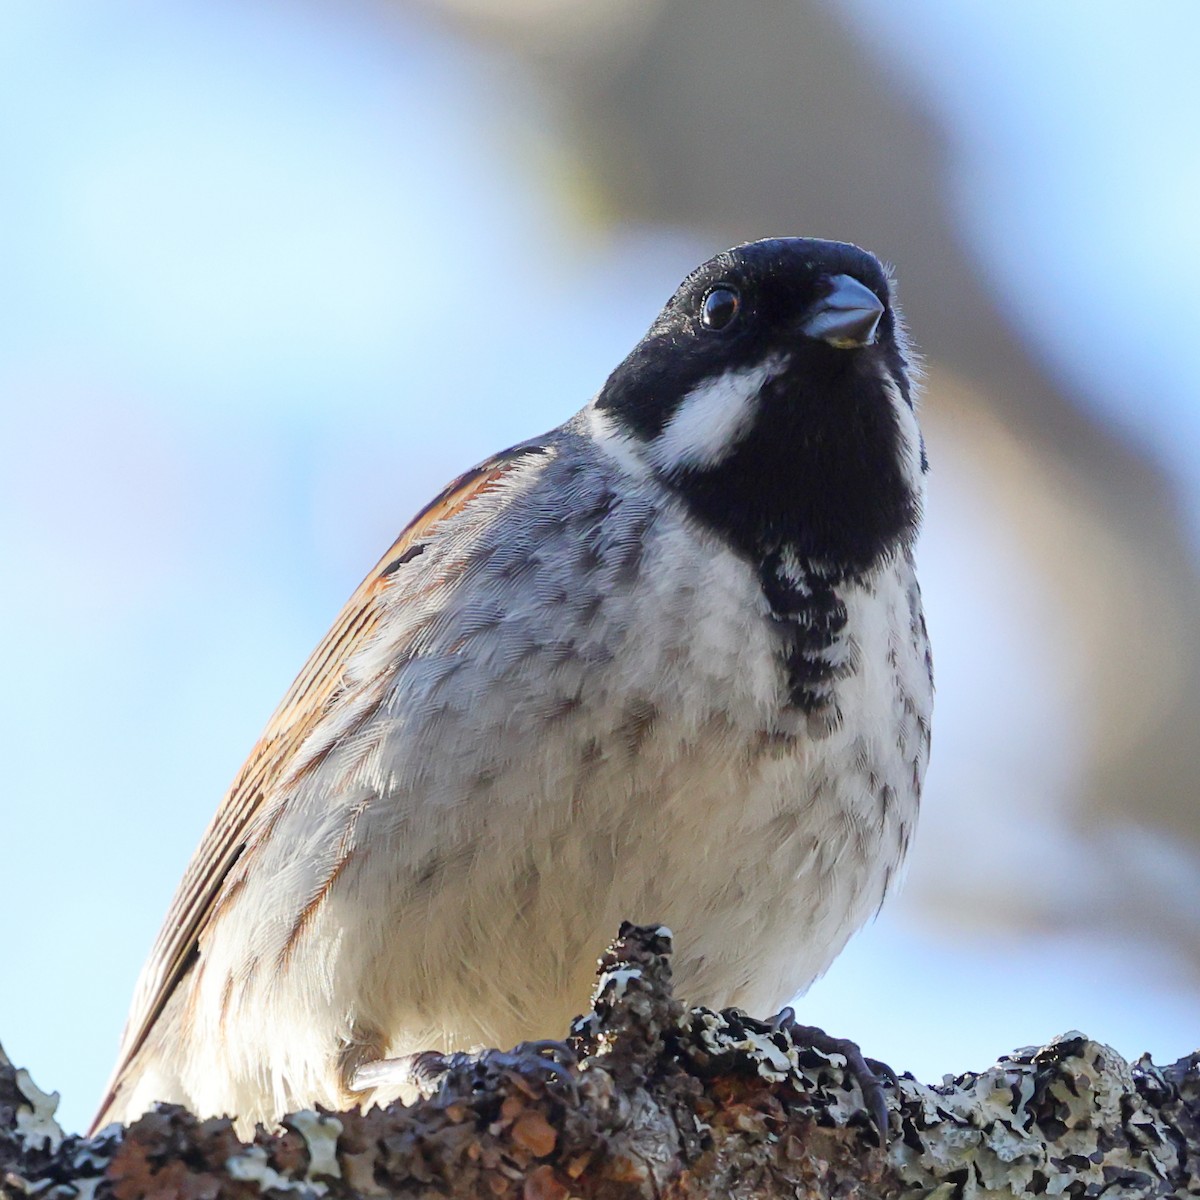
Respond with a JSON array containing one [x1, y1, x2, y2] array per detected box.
[[3, 925, 1199, 1199]]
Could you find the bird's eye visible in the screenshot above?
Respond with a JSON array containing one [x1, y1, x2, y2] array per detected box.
[[701, 286, 741, 331]]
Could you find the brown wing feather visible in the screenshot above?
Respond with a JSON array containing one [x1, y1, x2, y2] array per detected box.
[[92, 446, 543, 1131]]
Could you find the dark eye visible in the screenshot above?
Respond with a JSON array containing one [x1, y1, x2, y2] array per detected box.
[[701, 286, 741, 331]]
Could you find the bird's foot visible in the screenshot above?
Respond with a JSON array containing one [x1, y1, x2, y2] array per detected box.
[[348, 1049, 466, 1096], [484, 1039, 579, 1088], [350, 1039, 579, 1100], [770, 1006, 895, 1139]]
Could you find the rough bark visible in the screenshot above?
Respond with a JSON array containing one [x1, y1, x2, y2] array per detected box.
[[3, 925, 1198, 1199]]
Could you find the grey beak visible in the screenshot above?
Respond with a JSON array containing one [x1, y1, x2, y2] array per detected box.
[[799, 274, 885, 348]]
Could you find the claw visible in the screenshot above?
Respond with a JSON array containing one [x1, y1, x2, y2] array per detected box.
[[769, 1006, 798, 1033], [865, 1055, 901, 1090], [511, 1039, 579, 1067], [772, 1011, 892, 1140]]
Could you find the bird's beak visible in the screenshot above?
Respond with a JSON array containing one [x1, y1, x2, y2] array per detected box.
[[799, 275, 885, 349]]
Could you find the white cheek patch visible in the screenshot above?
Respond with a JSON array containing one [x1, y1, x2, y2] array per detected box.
[[647, 357, 784, 474]]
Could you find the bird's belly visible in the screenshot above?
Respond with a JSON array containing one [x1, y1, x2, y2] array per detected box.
[[418, 711, 912, 1051], [359, 600, 919, 1056]]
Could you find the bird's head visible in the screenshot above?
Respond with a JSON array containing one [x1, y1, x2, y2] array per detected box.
[[593, 237, 925, 575]]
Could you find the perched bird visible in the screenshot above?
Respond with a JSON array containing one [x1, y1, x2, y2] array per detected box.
[[93, 237, 932, 1135]]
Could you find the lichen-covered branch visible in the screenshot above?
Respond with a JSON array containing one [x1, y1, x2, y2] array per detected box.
[[3, 924, 1198, 1199]]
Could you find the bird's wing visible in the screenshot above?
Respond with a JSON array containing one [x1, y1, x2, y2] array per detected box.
[[92, 443, 546, 1131]]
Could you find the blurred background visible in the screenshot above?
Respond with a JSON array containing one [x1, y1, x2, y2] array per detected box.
[[2, 0, 1198, 1134]]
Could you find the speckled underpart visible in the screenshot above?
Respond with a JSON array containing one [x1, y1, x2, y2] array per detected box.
[[121, 443, 929, 1129]]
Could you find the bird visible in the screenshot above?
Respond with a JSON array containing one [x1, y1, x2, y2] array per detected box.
[[92, 236, 932, 1136]]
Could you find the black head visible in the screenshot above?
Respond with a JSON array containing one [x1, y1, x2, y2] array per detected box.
[[593, 237, 924, 575]]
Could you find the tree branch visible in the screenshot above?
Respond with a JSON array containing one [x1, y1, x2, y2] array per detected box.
[[3, 924, 1198, 1199]]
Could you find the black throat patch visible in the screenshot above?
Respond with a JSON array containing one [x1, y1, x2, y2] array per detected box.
[[758, 548, 852, 717]]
